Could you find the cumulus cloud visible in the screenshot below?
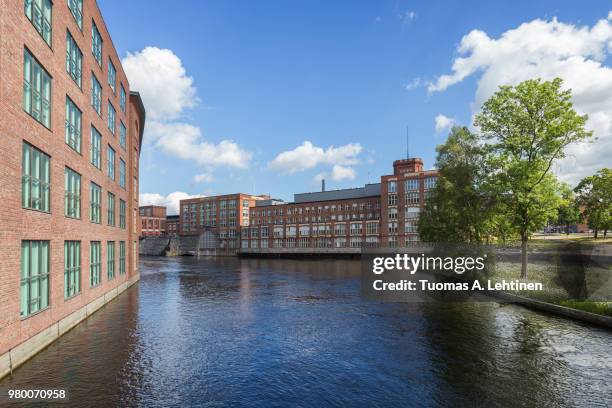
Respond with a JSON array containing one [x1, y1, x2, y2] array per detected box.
[[435, 114, 455, 133], [123, 47, 252, 173], [122, 47, 198, 121], [147, 121, 251, 168], [330, 165, 357, 181], [429, 12, 612, 183], [193, 173, 214, 183], [139, 191, 202, 215], [400, 11, 417, 23], [268, 141, 362, 174]]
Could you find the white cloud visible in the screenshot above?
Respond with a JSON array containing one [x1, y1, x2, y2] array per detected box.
[[193, 173, 214, 183], [268, 141, 362, 173], [147, 121, 251, 168], [139, 191, 202, 215], [405, 77, 422, 90], [400, 11, 416, 23], [330, 165, 356, 181], [124, 47, 253, 171], [122, 47, 198, 121], [435, 114, 455, 133], [429, 12, 612, 184]]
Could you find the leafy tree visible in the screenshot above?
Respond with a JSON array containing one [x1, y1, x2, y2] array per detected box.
[[419, 127, 496, 243], [555, 183, 581, 235], [474, 78, 592, 277], [575, 168, 612, 238]]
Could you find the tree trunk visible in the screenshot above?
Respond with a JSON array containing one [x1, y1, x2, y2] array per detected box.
[[594, 228, 599, 239], [605, 229, 608, 238], [566, 223, 570, 235], [520, 235, 528, 279]]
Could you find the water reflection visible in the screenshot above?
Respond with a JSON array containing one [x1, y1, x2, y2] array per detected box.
[[1, 257, 610, 407]]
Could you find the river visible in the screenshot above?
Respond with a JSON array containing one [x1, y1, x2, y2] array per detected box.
[[1, 257, 611, 407]]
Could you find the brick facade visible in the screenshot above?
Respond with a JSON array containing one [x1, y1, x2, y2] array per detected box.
[[0, 0, 144, 358], [139, 205, 167, 237]]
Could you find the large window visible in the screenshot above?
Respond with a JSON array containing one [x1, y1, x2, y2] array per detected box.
[[119, 159, 126, 188], [91, 22, 103, 66], [405, 179, 419, 191], [120, 85, 126, 112], [119, 199, 126, 228], [23, 49, 51, 128], [67, 0, 82, 29], [25, 0, 52, 46], [65, 97, 82, 153], [119, 121, 126, 149], [66, 31, 82, 87], [107, 241, 115, 280], [107, 192, 115, 226], [108, 58, 116, 92], [388, 181, 397, 193], [64, 167, 81, 218], [64, 241, 80, 298], [90, 182, 101, 223], [107, 145, 115, 180], [91, 74, 102, 115], [90, 241, 101, 287], [424, 177, 437, 189], [107, 101, 116, 134], [119, 241, 126, 275], [90, 126, 101, 169], [22, 142, 50, 212], [20, 240, 50, 317]]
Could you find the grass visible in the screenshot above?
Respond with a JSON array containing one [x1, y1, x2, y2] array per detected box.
[[483, 260, 611, 317], [558, 301, 612, 317]]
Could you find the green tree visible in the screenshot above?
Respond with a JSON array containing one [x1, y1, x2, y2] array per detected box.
[[419, 126, 501, 243], [474, 78, 592, 277], [556, 183, 581, 235], [575, 168, 612, 238]]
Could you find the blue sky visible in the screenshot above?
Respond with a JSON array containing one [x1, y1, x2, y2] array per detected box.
[[98, 1, 612, 213]]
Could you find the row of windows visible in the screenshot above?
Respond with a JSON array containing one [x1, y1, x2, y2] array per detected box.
[[242, 237, 380, 249], [21, 239, 128, 317], [23, 142, 127, 227], [388, 177, 437, 193]]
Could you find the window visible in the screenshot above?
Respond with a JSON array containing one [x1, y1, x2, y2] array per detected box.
[[23, 49, 51, 128], [366, 222, 379, 235], [350, 222, 362, 235], [107, 145, 115, 180], [107, 192, 115, 226], [388, 194, 397, 206], [424, 177, 437, 189], [91, 74, 102, 115], [64, 167, 81, 218], [22, 142, 50, 212], [120, 85, 126, 112], [20, 240, 50, 317], [406, 192, 420, 205], [68, 0, 83, 29], [25, 0, 52, 45], [119, 199, 126, 228], [64, 241, 80, 298], [119, 241, 126, 274], [388, 181, 397, 193], [119, 159, 126, 188], [107, 241, 115, 280], [90, 126, 101, 168], [66, 31, 82, 87], [65, 97, 82, 152], [406, 207, 420, 219], [90, 182, 101, 223], [108, 58, 116, 92], [388, 207, 398, 220], [119, 121, 126, 149], [405, 179, 419, 191], [90, 241, 101, 287], [405, 221, 418, 233], [91, 22, 102, 66], [107, 101, 116, 134]]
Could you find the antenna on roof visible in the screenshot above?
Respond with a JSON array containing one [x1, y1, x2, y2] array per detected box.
[[406, 125, 410, 159]]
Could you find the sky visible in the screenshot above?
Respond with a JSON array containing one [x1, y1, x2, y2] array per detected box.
[[97, 1, 612, 214]]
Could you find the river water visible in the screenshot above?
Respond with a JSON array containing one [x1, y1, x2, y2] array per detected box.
[[1, 257, 611, 407]]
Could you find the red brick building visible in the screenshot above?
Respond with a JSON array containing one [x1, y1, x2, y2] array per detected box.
[[179, 194, 270, 249], [139, 205, 167, 237], [0, 0, 145, 378], [242, 158, 437, 250], [166, 215, 180, 236], [380, 158, 438, 246]]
